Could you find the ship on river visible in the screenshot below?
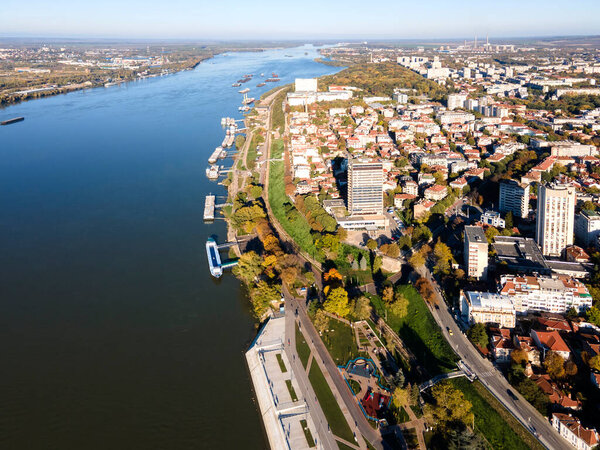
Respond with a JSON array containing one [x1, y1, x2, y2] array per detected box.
[[206, 237, 223, 277]]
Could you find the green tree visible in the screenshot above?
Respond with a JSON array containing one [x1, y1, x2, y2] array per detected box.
[[504, 211, 514, 229], [323, 287, 351, 317], [467, 323, 488, 349], [366, 239, 378, 251], [433, 240, 453, 274], [587, 306, 600, 327], [372, 255, 383, 273], [409, 250, 425, 268], [353, 296, 372, 320]]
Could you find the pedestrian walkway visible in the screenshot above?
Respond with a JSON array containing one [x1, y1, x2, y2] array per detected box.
[[246, 316, 325, 449]]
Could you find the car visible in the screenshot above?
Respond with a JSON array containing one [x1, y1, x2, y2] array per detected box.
[[447, 328, 454, 336]]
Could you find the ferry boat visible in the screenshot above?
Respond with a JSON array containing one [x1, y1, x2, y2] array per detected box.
[[232, 83, 241, 87], [265, 78, 280, 83], [243, 74, 253, 78], [256, 82, 266, 87], [206, 237, 223, 278], [242, 97, 255, 105], [238, 88, 250, 94]]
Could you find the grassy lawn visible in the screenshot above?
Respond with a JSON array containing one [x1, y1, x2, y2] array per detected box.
[[308, 362, 355, 443], [410, 404, 423, 419], [300, 419, 316, 448], [321, 318, 362, 365], [276, 353, 287, 373], [296, 323, 312, 369], [269, 154, 322, 261], [451, 378, 541, 450], [270, 87, 292, 134], [337, 443, 355, 450], [374, 285, 458, 376], [286, 379, 299, 402]]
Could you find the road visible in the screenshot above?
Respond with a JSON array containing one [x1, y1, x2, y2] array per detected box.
[[417, 267, 567, 450], [284, 292, 393, 450]]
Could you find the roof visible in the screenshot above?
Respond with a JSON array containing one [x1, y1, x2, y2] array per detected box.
[[465, 225, 487, 244], [532, 330, 570, 353], [553, 413, 599, 446]]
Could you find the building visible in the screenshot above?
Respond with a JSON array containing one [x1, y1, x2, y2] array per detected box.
[[481, 210, 506, 228], [552, 413, 599, 450], [295, 78, 317, 92], [531, 329, 571, 359], [499, 274, 592, 314], [460, 291, 516, 328], [347, 159, 384, 216], [536, 184, 576, 257], [499, 179, 530, 218], [575, 210, 600, 248], [447, 93, 468, 110], [413, 199, 435, 220], [402, 180, 419, 196], [424, 184, 448, 201], [464, 226, 488, 280]]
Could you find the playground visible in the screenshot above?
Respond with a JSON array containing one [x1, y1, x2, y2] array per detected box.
[[340, 357, 391, 422]]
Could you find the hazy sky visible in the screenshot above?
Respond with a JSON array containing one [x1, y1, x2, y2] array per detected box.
[[2, 0, 599, 40]]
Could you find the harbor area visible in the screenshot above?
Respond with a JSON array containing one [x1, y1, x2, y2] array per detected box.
[[246, 316, 322, 450]]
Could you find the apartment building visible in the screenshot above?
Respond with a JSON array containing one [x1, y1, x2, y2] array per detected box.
[[536, 184, 576, 257]]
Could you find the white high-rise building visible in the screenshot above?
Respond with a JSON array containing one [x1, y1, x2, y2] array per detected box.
[[575, 210, 600, 248], [464, 225, 488, 280], [536, 184, 576, 257], [499, 179, 530, 218], [447, 93, 468, 110], [348, 159, 383, 216]]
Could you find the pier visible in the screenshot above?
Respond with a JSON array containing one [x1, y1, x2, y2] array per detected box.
[[203, 194, 216, 220]]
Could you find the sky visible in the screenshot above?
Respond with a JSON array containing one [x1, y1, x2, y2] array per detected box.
[[2, 0, 599, 40]]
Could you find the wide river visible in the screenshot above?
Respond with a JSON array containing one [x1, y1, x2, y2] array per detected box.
[[0, 44, 339, 449]]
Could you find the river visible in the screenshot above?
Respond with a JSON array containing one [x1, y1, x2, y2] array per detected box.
[[0, 44, 340, 449]]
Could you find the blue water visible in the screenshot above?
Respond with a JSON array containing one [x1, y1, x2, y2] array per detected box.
[[0, 44, 340, 449]]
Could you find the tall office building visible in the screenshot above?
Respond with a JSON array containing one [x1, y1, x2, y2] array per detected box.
[[348, 159, 383, 216], [464, 225, 489, 280], [536, 184, 576, 257], [499, 179, 530, 218]]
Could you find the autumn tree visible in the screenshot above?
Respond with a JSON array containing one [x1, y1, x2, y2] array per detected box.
[[511, 348, 529, 367], [366, 239, 378, 251], [425, 382, 474, 430], [382, 285, 394, 304], [589, 355, 600, 372], [433, 240, 453, 275], [323, 287, 351, 317], [544, 351, 566, 380], [232, 251, 263, 284], [409, 250, 425, 268], [390, 293, 409, 319], [314, 309, 329, 333]]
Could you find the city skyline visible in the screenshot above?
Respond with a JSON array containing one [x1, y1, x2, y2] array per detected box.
[[2, 0, 600, 40]]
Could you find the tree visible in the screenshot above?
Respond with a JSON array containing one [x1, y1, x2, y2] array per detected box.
[[381, 242, 400, 257], [565, 360, 578, 378], [353, 296, 372, 320], [251, 281, 280, 317], [392, 386, 410, 409], [232, 251, 263, 284], [409, 251, 425, 268], [281, 266, 298, 286], [484, 226, 499, 244], [425, 382, 473, 429], [511, 348, 529, 367], [444, 427, 486, 450], [324, 268, 343, 284], [314, 309, 329, 333], [390, 293, 409, 319], [433, 240, 453, 274], [382, 285, 394, 304], [336, 227, 348, 242], [366, 239, 378, 251], [249, 184, 263, 200], [587, 306, 600, 327], [504, 211, 514, 229], [544, 351, 566, 380], [466, 323, 488, 349], [323, 287, 351, 317], [589, 355, 600, 372], [372, 255, 383, 273]]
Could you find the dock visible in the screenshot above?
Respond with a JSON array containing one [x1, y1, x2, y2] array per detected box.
[[208, 146, 224, 164], [1, 116, 24, 126], [204, 194, 216, 220], [206, 237, 239, 278]]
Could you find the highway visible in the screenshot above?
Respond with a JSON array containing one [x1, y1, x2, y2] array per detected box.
[[417, 267, 568, 450]]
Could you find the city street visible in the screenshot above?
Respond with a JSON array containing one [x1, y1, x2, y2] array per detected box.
[[418, 267, 568, 450]]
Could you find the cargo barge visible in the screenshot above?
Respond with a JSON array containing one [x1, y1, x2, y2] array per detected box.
[[1, 117, 24, 126]]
